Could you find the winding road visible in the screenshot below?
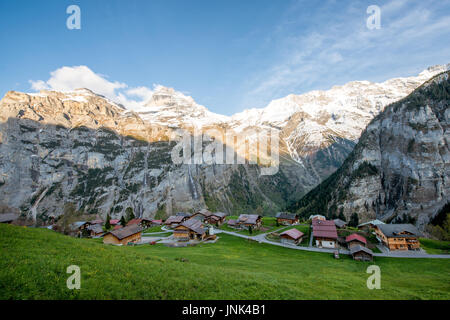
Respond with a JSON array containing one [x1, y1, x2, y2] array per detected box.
[[213, 228, 450, 259]]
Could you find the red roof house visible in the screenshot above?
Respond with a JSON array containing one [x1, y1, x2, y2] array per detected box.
[[312, 219, 338, 248], [346, 233, 367, 248]]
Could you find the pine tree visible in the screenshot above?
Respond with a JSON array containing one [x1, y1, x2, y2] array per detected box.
[[338, 209, 346, 222], [120, 215, 126, 227], [105, 214, 111, 230], [349, 213, 359, 227]]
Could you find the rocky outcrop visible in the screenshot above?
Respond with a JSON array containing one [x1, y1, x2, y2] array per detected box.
[[0, 89, 295, 224], [292, 71, 450, 229]]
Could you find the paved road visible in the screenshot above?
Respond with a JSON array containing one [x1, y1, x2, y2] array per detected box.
[[214, 228, 450, 259]]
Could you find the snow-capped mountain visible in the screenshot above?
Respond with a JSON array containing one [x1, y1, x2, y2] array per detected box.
[[126, 85, 230, 128], [0, 64, 448, 223], [232, 64, 450, 159], [292, 70, 450, 229]]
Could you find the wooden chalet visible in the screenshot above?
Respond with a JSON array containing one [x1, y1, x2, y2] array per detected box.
[[190, 209, 212, 222], [164, 215, 188, 228], [312, 219, 338, 248], [345, 233, 367, 248], [173, 219, 206, 242], [279, 228, 304, 245], [0, 213, 19, 224], [350, 245, 373, 261], [276, 212, 299, 225], [127, 218, 152, 229], [151, 219, 163, 226], [103, 225, 142, 245], [88, 224, 104, 237], [237, 214, 262, 230], [357, 219, 385, 230], [333, 218, 347, 229], [204, 212, 227, 225], [374, 224, 421, 251], [227, 219, 239, 228]]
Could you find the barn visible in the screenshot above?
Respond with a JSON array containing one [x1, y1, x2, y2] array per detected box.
[[103, 225, 142, 245], [350, 245, 374, 261], [173, 219, 206, 242], [164, 215, 187, 228], [279, 228, 304, 245], [276, 212, 299, 226], [237, 214, 262, 230], [205, 212, 227, 225], [345, 233, 367, 248]]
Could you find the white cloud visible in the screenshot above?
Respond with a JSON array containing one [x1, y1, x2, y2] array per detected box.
[[29, 65, 155, 110], [126, 86, 154, 101], [240, 0, 450, 109]]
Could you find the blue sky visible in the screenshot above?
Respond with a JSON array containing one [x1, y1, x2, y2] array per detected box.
[[1, 0, 449, 115]]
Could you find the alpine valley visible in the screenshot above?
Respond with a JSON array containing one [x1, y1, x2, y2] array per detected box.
[[0, 64, 448, 228]]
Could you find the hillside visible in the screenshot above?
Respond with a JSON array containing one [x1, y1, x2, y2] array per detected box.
[[290, 71, 450, 228], [0, 224, 449, 299]]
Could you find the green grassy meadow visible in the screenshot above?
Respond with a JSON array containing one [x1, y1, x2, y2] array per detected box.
[[420, 238, 450, 255], [220, 216, 286, 235], [0, 224, 449, 300]]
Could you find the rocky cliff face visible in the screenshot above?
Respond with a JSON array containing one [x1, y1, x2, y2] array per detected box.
[[0, 89, 295, 224], [292, 71, 450, 229], [0, 65, 448, 224]]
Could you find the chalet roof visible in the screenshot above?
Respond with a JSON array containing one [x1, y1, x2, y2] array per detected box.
[[179, 219, 205, 235], [238, 214, 261, 225], [312, 219, 337, 239], [333, 219, 347, 228], [346, 233, 367, 245], [152, 219, 162, 224], [377, 224, 421, 238], [176, 212, 192, 217], [227, 219, 238, 226], [211, 212, 227, 218], [312, 219, 335, 226], [113, 225, 123, 230], [312, 225, 336, 231], [313, 230, 338, 239], [89, 224, 104, 234], [196, 209, 212, 217], [0, 213, 19, 223], [350, 245, 373, 256], [280, 228, 304, 240], [71, 221, 88, 229], [127, 218, 142, 226], [165, 215, 185, 224], [108, 225, 142, 240], [110, 219, 120, 225], [276, 212, 298, 220], [90, 219, 103, 225], [358, 219, 385, 227]]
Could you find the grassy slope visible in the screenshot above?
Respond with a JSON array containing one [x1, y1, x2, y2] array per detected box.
[[0, 224, 449, 300], [420, 238, 450, 255]]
